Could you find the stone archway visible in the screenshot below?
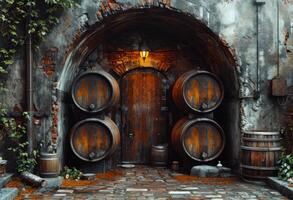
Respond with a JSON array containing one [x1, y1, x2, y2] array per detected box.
[[57, 6, 240, 171]]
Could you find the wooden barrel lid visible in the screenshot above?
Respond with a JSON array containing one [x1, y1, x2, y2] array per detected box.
[[172, 70, 224, 113], [182, 118, 225, 162], [70, 118, 120, 162], [183, 71, 223, 113], [71, 71, 119, 113]]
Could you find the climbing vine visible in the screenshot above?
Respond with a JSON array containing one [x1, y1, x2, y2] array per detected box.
[[0, 0, 78, 172], [0, 0, 78, 76]]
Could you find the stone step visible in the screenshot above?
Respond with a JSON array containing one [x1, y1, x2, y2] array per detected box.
[[0, 188, 18, 200], [0, 174, 13, 189], [267, 177, 293, 200]]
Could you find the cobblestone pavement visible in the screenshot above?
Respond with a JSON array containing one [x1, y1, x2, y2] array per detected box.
[[23, 166, 287, 200]]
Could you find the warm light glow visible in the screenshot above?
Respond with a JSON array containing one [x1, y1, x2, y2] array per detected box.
[[140, 50, 149, 61]]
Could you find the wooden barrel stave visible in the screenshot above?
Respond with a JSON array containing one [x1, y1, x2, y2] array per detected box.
[[70, 117, 120, 162], [171, 118, 225, 162], [71, 71, 120, 113], [172, 70, 224, 113], [241, 131, 281, 182]]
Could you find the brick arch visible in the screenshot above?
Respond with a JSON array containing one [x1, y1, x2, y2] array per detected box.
[[57, 6, 240, 169], [58, 7, 238, 97]]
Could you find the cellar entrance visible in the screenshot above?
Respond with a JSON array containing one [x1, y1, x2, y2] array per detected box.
[[59, 7, 240, 172], [121, 68, 168, 164]]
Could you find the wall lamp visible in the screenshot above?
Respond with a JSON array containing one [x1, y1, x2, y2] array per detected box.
[[140, 49, 150, 61]]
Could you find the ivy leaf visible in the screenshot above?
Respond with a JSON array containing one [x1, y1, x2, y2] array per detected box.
[[3, 60, 14, 65], [5, 0, 14, 5], [0, 14, 7, 22], [0, 67, 7, 74], [9, 49, 16, 54], [10, 39, 18, 45], [28, 28, 35, 34], [10, 31, 17, 36], [0, 48, 8, 54]]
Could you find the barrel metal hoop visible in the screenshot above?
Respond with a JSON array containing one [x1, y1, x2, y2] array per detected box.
[[241, 137, 282, 142], [243, 131, 280, 135], [240, 146, 282, 151], [40, 172, 59, 175], [241, 164, 278, 171], [241, 174, 270, 179]]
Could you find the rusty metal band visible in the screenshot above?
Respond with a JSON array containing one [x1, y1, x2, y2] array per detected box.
[[240, 146, 282, 151], [242, 131, 279, 135], [241, 137, 282, 142], [241, 174, 269, 179], [241, 164, 278, 171]]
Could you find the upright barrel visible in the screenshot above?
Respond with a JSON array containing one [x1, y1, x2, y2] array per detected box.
[[172, 70, 224, 113], [241, 131, 282, 183], [39, 153, 60, 178], [71, 71, 120, 114], [171, 118, 225, 162], [70, 117, 120, 162], [150, 144, 168, 167]]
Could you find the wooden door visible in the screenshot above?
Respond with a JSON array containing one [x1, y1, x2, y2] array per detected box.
[[121, 68, 168, 164]]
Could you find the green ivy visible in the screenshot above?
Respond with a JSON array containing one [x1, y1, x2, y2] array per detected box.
[[0, 0, 78, 173], [0, 0, 78, 76], [278, 152, 293, 181], [1, 111, 38, 173]]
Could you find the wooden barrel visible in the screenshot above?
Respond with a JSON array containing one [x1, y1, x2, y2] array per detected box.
[[0, 160, 7, 175], [172, 70, 224, 113], [71, 71, 120, 113], [70, 117, 120, 162], [39, 153, 60, 178], [241, 131, 282, 183], [171, 118, 225, 162], [150, 144, 168, 167]]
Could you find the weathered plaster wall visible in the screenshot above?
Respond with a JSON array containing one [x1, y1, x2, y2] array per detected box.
[[2, 0, 293, 172]]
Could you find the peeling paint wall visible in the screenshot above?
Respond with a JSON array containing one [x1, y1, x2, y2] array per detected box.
[[2, 0, 293, 172]]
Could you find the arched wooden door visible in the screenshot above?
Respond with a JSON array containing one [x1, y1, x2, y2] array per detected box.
[[121, 68, 168, 164]]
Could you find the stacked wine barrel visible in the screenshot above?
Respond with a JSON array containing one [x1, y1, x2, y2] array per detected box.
[[70, 71, 120, 162], [171, 70, 225, 162]]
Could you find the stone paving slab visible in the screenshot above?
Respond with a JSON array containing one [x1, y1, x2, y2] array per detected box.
[[0, 174, 13, 189], [0, 188, 18, 200], [13, 166, 289, 199]]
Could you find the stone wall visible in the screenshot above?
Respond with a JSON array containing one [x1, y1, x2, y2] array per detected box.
[[1, 0, 293, 172]]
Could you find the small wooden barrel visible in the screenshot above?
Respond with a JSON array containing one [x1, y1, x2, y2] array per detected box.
[[71, 71, 120, 113], [39, 153, 60, 178], [70, 117, 120, 162], [0, 160, 7, 175], [172, 70, 224, 113], [171, 118, 225, 162], [150, 144, 168, 167], [241, 131, 282, 183]]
